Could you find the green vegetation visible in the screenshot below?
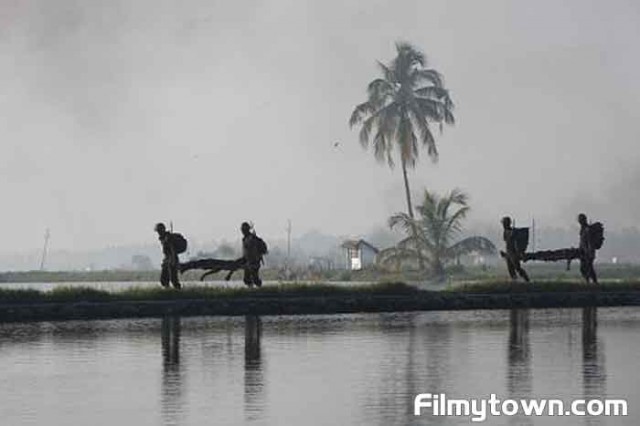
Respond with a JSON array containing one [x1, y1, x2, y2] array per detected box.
[[442, 262, 640, 282], [0, 268, 279, 283], [379, 188, 496, 279], [5, 262, 640, 284], [2, 280, 640, 306], [447, 280, 640, 294], [349, 42, 455, 262], [2, 279, 640, 323], [0, 270, 159, 283], [0, 282, 417, 305]]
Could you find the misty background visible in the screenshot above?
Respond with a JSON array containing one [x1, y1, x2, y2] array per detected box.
[[1, 0, 640, 270]]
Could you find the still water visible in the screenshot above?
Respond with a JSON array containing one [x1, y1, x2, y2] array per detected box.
[[0, 308, 637, 425]]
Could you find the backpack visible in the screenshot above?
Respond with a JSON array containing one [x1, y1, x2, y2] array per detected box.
[[513, 227, 529, 255], [254, 234, 268, 256], [169, 233, 188, 254], [589, 222, 605, 250]]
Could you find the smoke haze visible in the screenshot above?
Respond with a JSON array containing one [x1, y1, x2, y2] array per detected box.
[[1, 0, 639, 258]]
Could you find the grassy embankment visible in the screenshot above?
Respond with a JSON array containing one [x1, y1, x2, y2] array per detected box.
[[0, 280, 639, 304], [1, 280, 640, 322], [3, 262, 640, 283], [0, 282, 414, 304]]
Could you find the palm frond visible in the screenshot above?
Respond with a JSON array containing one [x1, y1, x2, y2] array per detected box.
[[388, 212, 416, 234], [376, 61, 396, 85], [436, 189, 469, 239], [377, 246, 422, 267], [445, 237, 497, 259], [356, 102, 396, 151], [396, 110, 418, 168], [441, 205, 470, 244], [413, 68, 444, 88], [408, 106, 438, 160], [414, 97, 445, 121], [414, 86, 449, 99], [395, 41, 426, 65], [444, 109, 455, 126], [392, 43, 426, 82], [367, 78, 395, 100], [349, 101, 375, 127], [359, 114, 375, 148], [372, 128, 389, 164]]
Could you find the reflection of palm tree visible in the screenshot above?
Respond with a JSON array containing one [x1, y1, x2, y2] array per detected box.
[[403, 314, 420, 422], [161, 316, 183, 426], [372, 313, 421, 423], [244, 316, 264, 422], [422, 318, 453, 426], [507, 309, 532, 426], [582, 307, 606, 426], [378, 189, 496, 278], [365, 313, 450, 425]]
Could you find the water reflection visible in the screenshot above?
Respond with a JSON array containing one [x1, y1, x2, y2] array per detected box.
[[422, 316, 454, 426], [0, 309, 637, 425], [507, 309, 532, 425], [244, 315, 264, 422], [161, 316, 183, 426], [582, 307, 606, 426], [404, 314, 418, 422]]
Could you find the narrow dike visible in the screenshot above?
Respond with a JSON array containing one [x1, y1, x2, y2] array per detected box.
[[2, 291, 640, 322]]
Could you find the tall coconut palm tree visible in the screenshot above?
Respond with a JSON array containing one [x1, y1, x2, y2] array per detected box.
[[349, 42, 455, 221], [378, 188, 496, 279]]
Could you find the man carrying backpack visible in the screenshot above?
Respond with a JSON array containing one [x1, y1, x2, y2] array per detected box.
[[578, 213, 600, 284], [501, 216, 530, 283], [155, 222, 186, 289], [240, 221, 268, 287]]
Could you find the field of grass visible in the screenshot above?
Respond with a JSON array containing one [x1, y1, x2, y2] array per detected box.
[[1, 279, 640, 305], [3, 262, 640, 284], [0, 270, 159, 283], [0, 282, 420, 304], [446, 279, 640, 293]]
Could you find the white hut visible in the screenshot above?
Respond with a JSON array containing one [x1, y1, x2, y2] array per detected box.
[[341, 239, 379, 270]]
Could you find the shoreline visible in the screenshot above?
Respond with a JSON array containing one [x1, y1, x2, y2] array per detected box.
[[2, 289, 640, 323]]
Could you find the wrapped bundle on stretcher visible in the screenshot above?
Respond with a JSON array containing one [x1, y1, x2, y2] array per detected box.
[[521, 247, 583, 271], [522, 248, 582, 262], [179, 257, 246, 281]]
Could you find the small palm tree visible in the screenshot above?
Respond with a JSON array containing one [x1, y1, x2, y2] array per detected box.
[[378, 188, 496, 279], [349, 42, 455, 221]]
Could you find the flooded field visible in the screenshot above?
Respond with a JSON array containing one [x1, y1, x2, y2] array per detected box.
[[0, 307, 638, 425]]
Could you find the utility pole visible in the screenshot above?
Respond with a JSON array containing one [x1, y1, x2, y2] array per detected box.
[[531, 217, 536, 252], [39, 228, 50, 271], [286, 219, 291, 273]]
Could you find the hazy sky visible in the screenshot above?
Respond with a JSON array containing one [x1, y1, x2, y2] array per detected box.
[[1, 0, 640, 253]]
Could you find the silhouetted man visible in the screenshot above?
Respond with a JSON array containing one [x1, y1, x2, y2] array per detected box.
[[501, 216, 530, 283], [155, 222, 181, 289], [241, 222, 264, 287], [578, 213, 598, 284]]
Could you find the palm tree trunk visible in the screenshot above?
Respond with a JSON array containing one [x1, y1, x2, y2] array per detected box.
[[401, 160, 414, 220], [401, 160, 426, 270]]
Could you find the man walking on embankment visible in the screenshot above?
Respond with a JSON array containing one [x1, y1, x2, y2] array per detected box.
[[240, 222, 268, 288], [155, 222, 184, 289], [578, 213, 599, 285], [501, 216, 530, 283]]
